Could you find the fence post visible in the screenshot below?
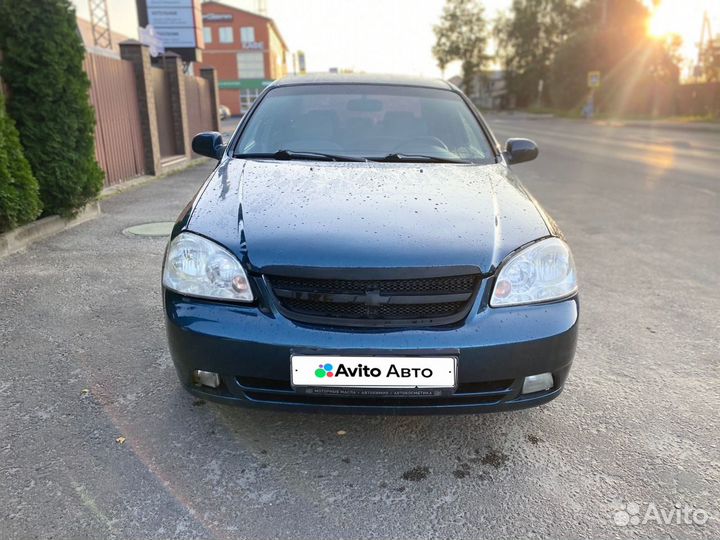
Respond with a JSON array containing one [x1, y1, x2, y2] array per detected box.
[[119, 40, 161, 175], [161, 52, 191, 159], [200, 67, 221, 132]]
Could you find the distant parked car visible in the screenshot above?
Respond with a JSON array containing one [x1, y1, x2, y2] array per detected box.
[[218, 105, 231, 120], [163, 74, 579, 414]]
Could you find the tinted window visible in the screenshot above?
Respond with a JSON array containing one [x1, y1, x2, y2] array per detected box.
[[234, 84, 495, 162]]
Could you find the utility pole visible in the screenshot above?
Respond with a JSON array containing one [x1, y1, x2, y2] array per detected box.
[[88, 0, 112, 50], [694, 11, 713, 80], [257, 0, 267, 16]]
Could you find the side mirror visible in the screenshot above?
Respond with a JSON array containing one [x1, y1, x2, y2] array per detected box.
[[192, 132, 226, 160], [504, 138, 538, 165]]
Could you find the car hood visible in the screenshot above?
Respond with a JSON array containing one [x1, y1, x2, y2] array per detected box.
[[186, 159, 551, 274]]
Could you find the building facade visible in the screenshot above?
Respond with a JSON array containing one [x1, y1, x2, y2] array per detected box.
[[449, 71, 509, 110], [197, 1, 289, 115]]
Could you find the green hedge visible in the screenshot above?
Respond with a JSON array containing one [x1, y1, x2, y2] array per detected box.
[[0, 92, 42, 232], [0, 0, 104, 218]]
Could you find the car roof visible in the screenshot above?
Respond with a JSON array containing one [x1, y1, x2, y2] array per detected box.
[[271, 73, 453, 90]]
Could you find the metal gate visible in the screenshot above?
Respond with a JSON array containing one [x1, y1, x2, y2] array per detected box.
[[84, 52, 146, 186], [185, 75, 214, 137]]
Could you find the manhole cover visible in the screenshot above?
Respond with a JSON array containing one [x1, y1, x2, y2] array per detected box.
[[123, 222, 175, 237]]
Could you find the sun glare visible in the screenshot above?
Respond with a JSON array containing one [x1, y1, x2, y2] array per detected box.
[[647, 0, 703, 43]]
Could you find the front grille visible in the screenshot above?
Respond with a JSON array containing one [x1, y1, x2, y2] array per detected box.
[[269, 275, 478, 295], [266, 273, 481, 327], [234, 375, 519, 407], [236, 376, 514, 395], [243, 391, 504, 407]]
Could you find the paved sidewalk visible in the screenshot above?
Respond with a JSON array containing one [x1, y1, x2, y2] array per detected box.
[[594, 118, 720, 133], [0, 163, 215, 538], [487, 110, 720, 133]]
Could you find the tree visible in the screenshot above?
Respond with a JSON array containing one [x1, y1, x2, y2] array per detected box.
[[0, 0, 103, 217], [699, 40, 720, 82], [548, 28, 598, 109], [549, 0, 681, 113], [495, 0, 578, 107], [433, 0, 490, 94], [0, 91, 42, 232]]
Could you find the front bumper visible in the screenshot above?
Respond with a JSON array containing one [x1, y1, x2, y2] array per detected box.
[[164, 286, 578, 415]]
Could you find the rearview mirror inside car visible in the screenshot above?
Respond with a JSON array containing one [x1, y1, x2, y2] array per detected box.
[[347, 97, 383, 112], [504, 138, 539, 165], [192, 132, 226, 160]]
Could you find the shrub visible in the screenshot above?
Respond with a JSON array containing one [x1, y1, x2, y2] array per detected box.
[[0, 91, 42, 232], [0, 0, 104, 217]]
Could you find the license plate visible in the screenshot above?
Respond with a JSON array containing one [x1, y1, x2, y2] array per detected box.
[[291, 355, 456, 388]]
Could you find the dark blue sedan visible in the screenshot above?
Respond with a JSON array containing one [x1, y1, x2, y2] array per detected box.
[[162, 74, 578, 414]]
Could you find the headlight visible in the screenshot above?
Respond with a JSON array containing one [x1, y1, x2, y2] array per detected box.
[[490, 237, 577, 307], [162, 232, 253, 302]]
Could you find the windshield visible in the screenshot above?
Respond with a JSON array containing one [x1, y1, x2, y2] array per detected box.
[[234, 84, 496, 163]]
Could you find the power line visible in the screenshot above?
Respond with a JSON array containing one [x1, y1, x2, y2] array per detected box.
[[88, 0, 112, 50]]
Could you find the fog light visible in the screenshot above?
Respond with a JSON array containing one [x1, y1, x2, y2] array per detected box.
[[522, 372, 554, 394], [192, 370, 221, 388]]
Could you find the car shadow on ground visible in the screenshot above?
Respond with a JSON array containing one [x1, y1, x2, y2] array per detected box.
[[185, 391, 553, 482]]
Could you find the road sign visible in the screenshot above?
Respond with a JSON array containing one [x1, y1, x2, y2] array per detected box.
[[588, 71, 601, 88], [136, 0, 203, 62]]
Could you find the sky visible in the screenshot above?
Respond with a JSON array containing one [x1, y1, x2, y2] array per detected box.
[[71, 0, 510, 77], [72, 0, 719, 78]]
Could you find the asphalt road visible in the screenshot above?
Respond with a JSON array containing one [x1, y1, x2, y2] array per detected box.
[[1, 115, 718, 539]]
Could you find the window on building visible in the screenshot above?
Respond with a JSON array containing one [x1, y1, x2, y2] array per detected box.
[[203, 27, 212, 44], [240, 89, 261, 114], [237, 51, 265, 79], [240, 27, 255, 44], [219, 27, 234, 43]]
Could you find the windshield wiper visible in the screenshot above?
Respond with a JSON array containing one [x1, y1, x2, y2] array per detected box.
[[235, 149, 367, 162], [369, 153, 471, 164]]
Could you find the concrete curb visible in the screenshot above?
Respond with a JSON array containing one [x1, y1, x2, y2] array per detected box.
[[100, 157, 210, 199], [0, 157, 210, 259], [0, 201, 102, 259], [614, 121, 720, 134], [488, 111, 720, 133]]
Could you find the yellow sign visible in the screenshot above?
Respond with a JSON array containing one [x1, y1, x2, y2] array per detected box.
[[588, 71, 601, 88]]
